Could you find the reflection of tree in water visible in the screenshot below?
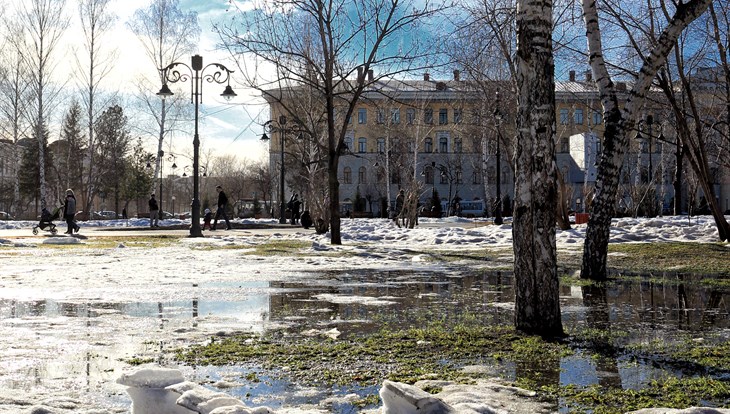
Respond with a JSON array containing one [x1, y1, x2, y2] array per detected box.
[[581, 284, 622, 389], [703, 290, 724, 326]]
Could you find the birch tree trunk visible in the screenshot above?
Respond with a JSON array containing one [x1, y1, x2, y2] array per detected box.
[[580, 0, 712, 280], [513, 0, 562, 337]]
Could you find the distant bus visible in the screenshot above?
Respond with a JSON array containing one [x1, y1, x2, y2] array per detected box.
[[438, 199, 485, 217]]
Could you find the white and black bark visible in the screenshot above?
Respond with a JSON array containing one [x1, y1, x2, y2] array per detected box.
[[513, 0, 563, 337], [580, 0, 711, 280], [16, 0, 69, 210], [77, 0, 117, 217]]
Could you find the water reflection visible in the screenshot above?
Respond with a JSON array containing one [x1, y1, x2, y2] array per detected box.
[[0, 269, 727, 412]]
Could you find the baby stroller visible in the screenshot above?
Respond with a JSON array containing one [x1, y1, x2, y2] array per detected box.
[[32, 206, 61, 235]]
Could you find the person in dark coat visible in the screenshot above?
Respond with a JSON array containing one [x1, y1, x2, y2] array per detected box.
[[63, 189, 80, 234], [149, 194, 159, 228], [289, 193, 301, 225], [300, 210, 313, 229], [212, 185, 232, 230]]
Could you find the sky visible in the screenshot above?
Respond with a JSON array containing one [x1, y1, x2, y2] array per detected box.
[[0, 214, 727, 412], [22, 0, 270, 165]]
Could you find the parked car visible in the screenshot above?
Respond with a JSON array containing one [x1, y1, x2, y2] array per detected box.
[[93, 211, 118, 219], [0, 211, 14, 220]]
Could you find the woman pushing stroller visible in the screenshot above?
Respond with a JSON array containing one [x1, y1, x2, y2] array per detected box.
[[63, 189, 80, 234]]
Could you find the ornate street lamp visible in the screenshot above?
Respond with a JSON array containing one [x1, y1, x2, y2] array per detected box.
[[157, 54, 236, 237], [261, 115, 289, 224], [493, 91, 504, 225]]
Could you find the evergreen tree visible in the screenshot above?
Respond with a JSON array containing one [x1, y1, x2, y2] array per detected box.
[[58, 101, 86, 193], [121, 138, 154, 215], [95, 105, 131, 215], [19, 124, 54, 212]]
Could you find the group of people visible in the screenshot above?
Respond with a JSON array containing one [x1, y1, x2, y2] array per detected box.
[[56, 185, 315, 234], [149, 185, 232, 230]]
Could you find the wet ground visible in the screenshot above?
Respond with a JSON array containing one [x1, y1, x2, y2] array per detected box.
[[1, 255, 728, 412]]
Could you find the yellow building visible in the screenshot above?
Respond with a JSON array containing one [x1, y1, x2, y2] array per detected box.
[[265, 70, 727, 218]]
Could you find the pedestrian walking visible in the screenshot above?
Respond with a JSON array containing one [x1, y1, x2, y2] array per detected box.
[[212, 185, 231, 230], [149, 194, 159, 228], [289, 193, 301, 225], [63, 189, 80, 234]]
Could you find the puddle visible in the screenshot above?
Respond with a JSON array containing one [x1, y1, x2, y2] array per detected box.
[[0, 269, 728, 412]]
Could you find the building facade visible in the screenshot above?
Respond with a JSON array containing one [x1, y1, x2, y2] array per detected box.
[[265, 70, 728, 218]]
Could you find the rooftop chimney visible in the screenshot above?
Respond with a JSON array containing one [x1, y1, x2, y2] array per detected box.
[[357, 67, 364, 84], [569, 70, 576, 82], [368, 69, 374, 82], [585, 70, 592, 82], [424, 73, 430, 81], [453, 70, 460, 81]]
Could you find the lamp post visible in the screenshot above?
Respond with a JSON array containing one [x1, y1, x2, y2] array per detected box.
[[261, 115, 288, 224], [493, 91, 504, 225], [157, 54, 237, 237]]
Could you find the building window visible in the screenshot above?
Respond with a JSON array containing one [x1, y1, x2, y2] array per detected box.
[[406, 108, 416, 124], [343, 167, 352, 184], [439, 136, 448, 153], [358, 137, 367, 153], [358, 108, 367, 124], [377, 109, 385, 124], [344, 137, 353, 152], [407, 139, 415, 153], [439, 108, 448, 125], [574, 108, 584, 125], [377, 169, 385, 183], [456, 169, 463, 184], [487, 166, 496, 183], [472, 169, 481, 184], [424, 108, 433, 124], [454, 137, 463, 153], [425, 137, 433, 153], [425, 166, 434, 185], [358, 166, 367, 184], [377, 138, 385, 153], [560, 108, 569, 125], [391, 171, 400, 184], [560, 137, 569, 153], [501, 167, 510, 184], [391, 108, 400, 124], [593, 110, 602, 125], [454, 108, 462, 124], [440, 170, 448, 184]]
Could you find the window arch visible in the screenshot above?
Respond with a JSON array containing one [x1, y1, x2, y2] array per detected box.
[[439, 136, 448, 153], [343, 167, 352, 184], [425, 137, 433, 153], [358, 137, 367, 153], [424, 165, 434, 184]]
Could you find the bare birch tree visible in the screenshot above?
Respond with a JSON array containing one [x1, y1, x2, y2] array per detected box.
[[76, 0, 118, 218], [217, 0, 450, 244], [513, 0, 563, 336], [0, 27, 33, 217], [16, 0, 69, 210], [127, 0, 199, 201], [580, 0, 712, 280]]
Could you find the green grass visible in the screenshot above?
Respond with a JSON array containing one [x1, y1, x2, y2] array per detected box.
[[607, 242, 730, 275]]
